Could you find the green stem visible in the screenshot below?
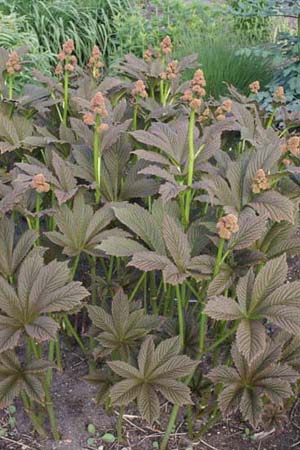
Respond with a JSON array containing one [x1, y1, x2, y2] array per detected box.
[[175, 284, 185, 348], [64, 315, 85, 353], [43, 379, 60, 441], [184, 109, 196, 227], [35, 192, 41, 243], [187, 404, 193, 439], [71, 254, 80, 279], [46, 340, 55, 386], [55, 335, 62, 370], [93, 114, 102, 204], [117, 406, 125, 443], [21, 391, 47, 438], [266, 108, 276, 129], [8, 75, 14, 100], [90, 256, 97, 305], [161, 323, 237, 450], [128, 272, 146, 302], [133, 103, 138, 131], [198, 237, 225, 353], [63, 70, 69, 125]]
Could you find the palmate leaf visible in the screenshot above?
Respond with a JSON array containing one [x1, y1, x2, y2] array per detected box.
[[259, 221, 300, 259], [108, 336, 198, 425], [0, 253, 89, 352], [0, 109, 34, 154], [208, 341, 298, 428], [45, 193, 114, 256], [101, 207, 204, 285], [17, 150, 78, 205], [131, 118, 195, 168], [87, 289, 159, 360], [205, 255, 300, 362], [0, 351, 55, 408], [0, 217, 38, 278], [199, 144, 296, 224]]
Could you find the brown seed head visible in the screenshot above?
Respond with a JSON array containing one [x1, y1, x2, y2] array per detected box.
[[62, 39, 75, 55], [97, 123, 109, 133], [190, 98, 202, 112], [160, 36, 173, 54], [131, 79, 148, 98], [54, 63, 64, 76], [287, 136, 300, 156], [164, 60, 178, 80], [181, 89, 193, 103], [274, 86, 285, 102], [222, 99, 233, 113], [252, 169, 271, 194], [83, 112, 95, 126], [31, 173, 50, 193], [249, 80, 260, 94], [143, 48, 153, 62], [217, 214, 239, 240], [282, 158, 292, 166], [191, 69, 206, 90], [91, 92, 108, 117], [6, 51, 22, 75]]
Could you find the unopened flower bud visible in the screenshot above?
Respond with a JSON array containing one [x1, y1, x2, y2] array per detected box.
[[216, 214, 239, 240], [287, 136, 300, 156], [83, 112, 95, 125], [31, 173, 50, 193], [160, 36, 173, 54], [62, 39, 75, 55], [252, 169, 271, 194], [249, 80, 260, 94], [131, 80, 148, 98]]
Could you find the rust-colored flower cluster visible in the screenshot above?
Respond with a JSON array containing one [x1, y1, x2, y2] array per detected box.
[[181, 69, 206, 113], [131, 80, 148, 99], [31, 173, 50, 193], [143, 48, 153, 62], [6, 51, 22, 75], [160, 60, 178, 80], [252, 169, 270, 194], [198, 107, 213, 124], [87, 45, 104, 80], [281, 136, 300, 157], [287, 136, 300, 156], [55, 39, 77, 76], [160, 36, 173, 55], [216, 214, 239, 240], [249, 80, 260, 94], [273, 86, 285, 103], [215, 99, 233, 121], [83, 92, 108, 127]]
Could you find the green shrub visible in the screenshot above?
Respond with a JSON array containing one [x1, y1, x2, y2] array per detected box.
[[175, 34, 275, 98]]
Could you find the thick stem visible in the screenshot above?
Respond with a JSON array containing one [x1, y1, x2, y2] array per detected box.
[[8, 75, 14, 100], [132, 103, 138, 131], [128, 272, 146, 302], [64, 315, 85, 353], [71, 254, 80, 279], [21, 391, 47, 438], [161, 324, 237, 450], [117, 406, 125, 443], [43, 380, 60, 441], [63, 70, 69, 125], [46, 340, 55, 386], [175, 284, 185, 348], [93, 114, 102, 204], [35, 192, 41, 243], [184, 109, 196, 227]]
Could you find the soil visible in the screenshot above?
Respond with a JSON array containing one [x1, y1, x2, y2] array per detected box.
[[1, 258, 300, 450]]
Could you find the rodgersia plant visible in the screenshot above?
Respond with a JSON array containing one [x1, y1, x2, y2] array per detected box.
[[1, 32, 300, 450]]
